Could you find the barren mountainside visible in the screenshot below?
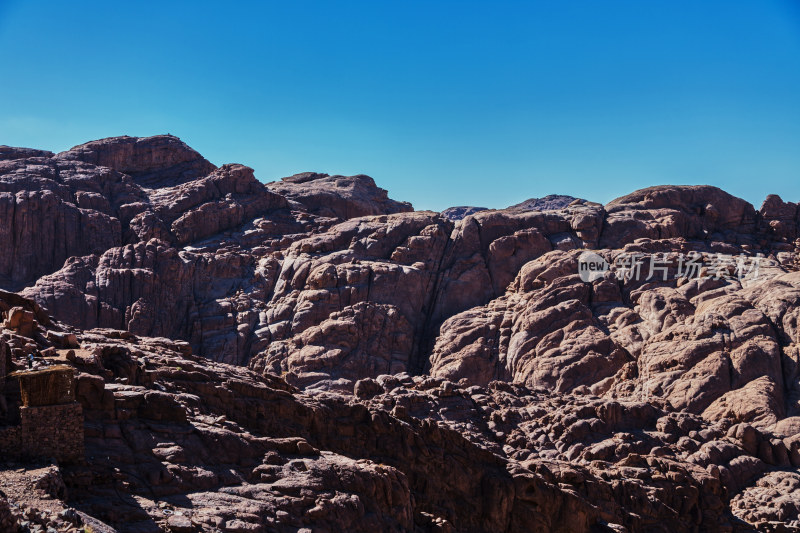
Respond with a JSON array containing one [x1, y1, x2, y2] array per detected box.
[[2, 135, 800, 532]]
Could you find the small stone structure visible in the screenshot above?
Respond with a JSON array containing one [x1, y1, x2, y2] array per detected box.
[[0, 365, 84, 463], [14, 365, 76, 407]]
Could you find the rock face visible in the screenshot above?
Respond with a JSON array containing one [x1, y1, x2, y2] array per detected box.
[[508, 194, 578, 211], [440, 206, 488, 221], [2, 135, 800, 532], [600, 185, 759, 246], [0, 146, 54, 161], [268, 172, 413, 220], [57, 135, 217, 188]]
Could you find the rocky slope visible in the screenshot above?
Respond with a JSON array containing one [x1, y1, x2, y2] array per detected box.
[[1, 135, 800, 531]]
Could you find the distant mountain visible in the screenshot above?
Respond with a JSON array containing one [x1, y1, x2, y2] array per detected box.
[[508, 193, 579, 211], [441, 195, 579, 221], [440, 205, 488, 220]]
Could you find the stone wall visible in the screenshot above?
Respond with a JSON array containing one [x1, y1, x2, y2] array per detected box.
[[0, 403, 84, 463], [0, 425, 20, 453]]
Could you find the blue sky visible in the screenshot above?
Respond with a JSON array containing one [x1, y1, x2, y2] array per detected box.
[[1, 1, 799, 211]]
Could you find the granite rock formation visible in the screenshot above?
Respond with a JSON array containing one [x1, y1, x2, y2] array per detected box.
[[1, 135, 800, 531], [440, 206, 488, 221], [268, 172, 413, 220], [508, 194, 578, 212]]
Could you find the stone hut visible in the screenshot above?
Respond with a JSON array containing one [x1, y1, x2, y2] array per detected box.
[[0, 365, 84, 463]]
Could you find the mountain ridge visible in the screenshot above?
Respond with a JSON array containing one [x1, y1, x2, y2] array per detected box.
[[1, 134, 800, 531]]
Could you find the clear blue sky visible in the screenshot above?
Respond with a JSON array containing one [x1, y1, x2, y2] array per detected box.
[[1, 1, 799, 211]]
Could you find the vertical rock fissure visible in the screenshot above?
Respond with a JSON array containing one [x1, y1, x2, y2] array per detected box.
[[409, 224, 456, 376]]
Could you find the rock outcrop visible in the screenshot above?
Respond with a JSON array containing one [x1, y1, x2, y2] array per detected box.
[[268, 172, 413, 220], [57, 134, 217, 188], [508, 194, 578, 212], [440, 206, 488, 221]]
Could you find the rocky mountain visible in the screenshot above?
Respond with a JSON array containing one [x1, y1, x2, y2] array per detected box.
[[508, 194, 578, 212], [440, 195, 578, 222], [1, 135, 800, 532], [440, 206, 488, 221]]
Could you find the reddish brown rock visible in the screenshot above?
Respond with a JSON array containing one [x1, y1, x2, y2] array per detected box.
[[0, 157, 130, 288], [268, 172, 413, 220], [3, 137, 800, 532], [760, 194, 799, 242], [56, 134, 217, 188], [0, 145, 54, 161], [601, 185, 759, 247]]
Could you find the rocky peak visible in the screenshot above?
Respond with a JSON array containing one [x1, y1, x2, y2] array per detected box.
[[601, 184, 760, 246], [508, 193, 579, 211], [440, 205, 489, 221], [269, 172, 413, 220], [56, 134, 217, 188], [0, 146, 55, 161]]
